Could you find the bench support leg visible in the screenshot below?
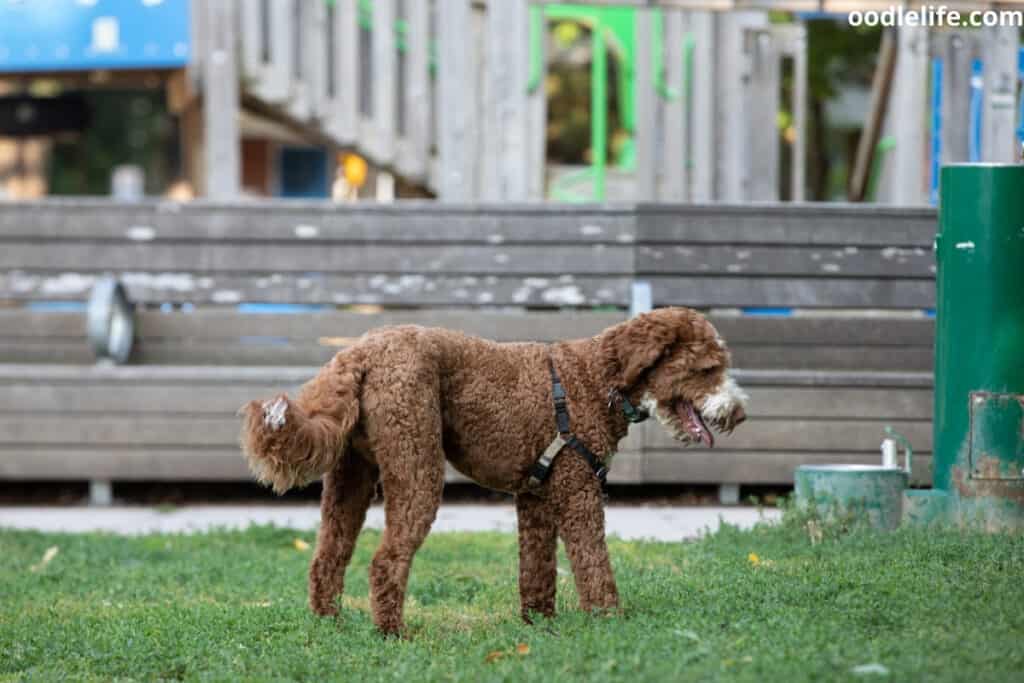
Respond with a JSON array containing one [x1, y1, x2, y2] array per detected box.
[[89, 480, 113, 506], [718, 483, 740, 505]]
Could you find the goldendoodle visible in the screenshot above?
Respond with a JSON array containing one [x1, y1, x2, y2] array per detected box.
[[240, 306, 748, 634]]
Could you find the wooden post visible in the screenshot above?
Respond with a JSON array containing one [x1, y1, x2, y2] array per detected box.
[[308, 0, 328, 121], [483, 0, 531, 200], [719, 12, 765, 202], [790, 24, 807, 202], [396, 0, 430, 181], [438, 0, 476, 200], [891, 24, 928, 206], [746, 27, 780, 201], [288, 0, 311, 120], [982, 25, 1019, 163], [331, 0, 359, 144], [372, 0, 397, 164], [634, 9, 656, 200], [661, 9, 689, 201], [526, 5, 548, 200], [939, 31, 975, 165], [262, 0, 294, 103], [690, 10, 715, 201], [202, 0, 240, 199]]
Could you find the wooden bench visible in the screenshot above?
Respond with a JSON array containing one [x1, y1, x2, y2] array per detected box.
[[0, 200, 937, 492]]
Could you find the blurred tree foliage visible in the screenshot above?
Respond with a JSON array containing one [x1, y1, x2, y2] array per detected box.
[[47, 90, 177, 196], [801, 19, 883, 200]]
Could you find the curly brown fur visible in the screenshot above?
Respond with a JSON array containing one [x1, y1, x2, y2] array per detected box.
[[239, 308, 747, 634], [239, 348, 365, 493]]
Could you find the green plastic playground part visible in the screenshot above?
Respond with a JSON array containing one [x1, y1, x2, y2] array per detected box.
[[651, 13, 694, 102]]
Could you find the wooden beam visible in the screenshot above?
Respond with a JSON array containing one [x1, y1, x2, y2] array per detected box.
[[331, 0, 360, 145], [890, 25, 929, 206], [634, 9, 657, 200], [982, 24, 1019, 163], [395, 0, 431, 180], [201, 0, 240, 199], [371, 0, 397, 163], [690, 10, 715, 201], [746, 27, 781, 201], [661, 10, 689, 201], [482, 0, 531, 200], [437, 0, 477, 200]]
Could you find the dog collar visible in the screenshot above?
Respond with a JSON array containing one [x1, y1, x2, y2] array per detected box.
[[607, 388, 649, 424]]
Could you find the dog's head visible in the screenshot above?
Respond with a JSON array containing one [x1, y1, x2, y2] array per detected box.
[[599, 307, 748, 448]]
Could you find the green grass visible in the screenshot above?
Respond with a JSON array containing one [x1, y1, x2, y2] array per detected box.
[[1, 514, 1022, 682]]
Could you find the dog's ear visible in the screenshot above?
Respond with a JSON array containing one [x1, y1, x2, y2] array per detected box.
[[598, 313, 678, 388]]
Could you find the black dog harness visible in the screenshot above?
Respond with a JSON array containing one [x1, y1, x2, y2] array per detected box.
[[527, 358, 649, 490]]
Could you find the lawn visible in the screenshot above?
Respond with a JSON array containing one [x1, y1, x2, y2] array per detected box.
[[1, 511, 1022, 682]]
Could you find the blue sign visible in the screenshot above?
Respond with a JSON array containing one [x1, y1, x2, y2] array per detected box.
[[0, 0, 190, 73]]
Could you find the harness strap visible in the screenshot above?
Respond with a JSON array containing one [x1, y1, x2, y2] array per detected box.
[[527, 358, 609, 489]]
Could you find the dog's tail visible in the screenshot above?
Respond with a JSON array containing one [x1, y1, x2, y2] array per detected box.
[[239, 347, 366, 494]]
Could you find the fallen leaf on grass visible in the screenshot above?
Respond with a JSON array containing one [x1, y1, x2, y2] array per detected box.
[[30, 546, 59, 573], [485, 643, 530, 663], [747, 552, 760, 566], [293, 539, 310, 551]]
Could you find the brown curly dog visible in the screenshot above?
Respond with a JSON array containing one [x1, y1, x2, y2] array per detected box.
[[239, 307, 748, 634]]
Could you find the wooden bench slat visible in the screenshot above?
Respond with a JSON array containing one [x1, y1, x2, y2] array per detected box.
[[1, 243, 633, 275], [710, 316, 933, 346], [0, 414, 932, 454], [639, 204, 936, 246], [0, 201, 637, 243], [0, 200, 936, 247], [0, 382, 931, 420], [651, 276, 935, 308], [1, 272, 632, 306], [638, 244, 934, 277], [642, 450, 932, 486], [0, 448, 930, 486], [0, 311, 932, 345], [642, 418, 933, 452]]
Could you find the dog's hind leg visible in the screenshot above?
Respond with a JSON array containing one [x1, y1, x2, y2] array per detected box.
[[363, 379, 445, 635], [309, 450, 379, 617], [515, 492, 558, 622], [551, 458, 620, 613]]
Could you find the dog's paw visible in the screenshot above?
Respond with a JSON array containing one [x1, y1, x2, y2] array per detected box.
[[262, 396, 289, 431]]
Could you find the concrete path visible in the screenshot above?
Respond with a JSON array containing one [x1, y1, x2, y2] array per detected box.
[[0, 504, 779, 541]]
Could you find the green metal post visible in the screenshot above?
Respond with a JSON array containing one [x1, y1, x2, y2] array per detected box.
[[930, 164, 1024, 530], [591, 20, 607, 201]]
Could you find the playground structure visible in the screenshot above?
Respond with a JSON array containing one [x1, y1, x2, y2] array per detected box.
[[2, 1, 1020, 202], [197, 0, 1023, 203]]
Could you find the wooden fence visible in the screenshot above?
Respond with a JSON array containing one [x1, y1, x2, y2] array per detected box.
[[0, 200, 937, 488]]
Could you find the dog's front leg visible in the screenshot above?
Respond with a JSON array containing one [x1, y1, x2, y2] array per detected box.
[[551, 459, 619, 613], [515, 492, 557, 622]]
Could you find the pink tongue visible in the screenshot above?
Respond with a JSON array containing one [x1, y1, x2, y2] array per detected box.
[[685, 402, 714, 448]]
